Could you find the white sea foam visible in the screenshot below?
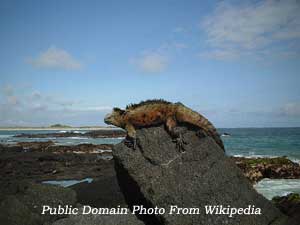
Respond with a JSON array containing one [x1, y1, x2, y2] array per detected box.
[[0, 135, 13, 138], [67, 137, 89, 140], [73, 131, 87, 134], [254, 178, 300, 200], [104, 137, 125, 140], [288, 158, 300, 164], [95, 149, 112, 153], [232, 154, 278, 158]]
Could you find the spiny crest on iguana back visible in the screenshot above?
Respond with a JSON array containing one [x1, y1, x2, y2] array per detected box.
[[126, 99, 172, 110]]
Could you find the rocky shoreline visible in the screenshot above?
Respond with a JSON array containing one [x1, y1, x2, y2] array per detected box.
[[13, 129, 126, 139], [232, 156, 300, 183], [2, 141, 299, 184], [1, 131, 300, 224]]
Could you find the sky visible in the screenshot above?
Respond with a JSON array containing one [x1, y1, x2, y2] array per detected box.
[[0, 0, 300, 128]]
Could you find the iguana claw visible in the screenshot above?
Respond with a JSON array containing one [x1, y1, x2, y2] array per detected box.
[[173, 133, 186, 152], [124, 137, 137, 150]]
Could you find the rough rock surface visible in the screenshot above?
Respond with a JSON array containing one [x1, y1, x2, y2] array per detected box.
[[0, 195, 42, 225], [113, 125, 288, 225], [272, 193, 300, 224], [0, 145, 113, 183], [70, 175, 127, 208], [0, 181, 77, 225], [52, 208, 145, 225]]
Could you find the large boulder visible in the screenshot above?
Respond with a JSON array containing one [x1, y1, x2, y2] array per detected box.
[[70, 175, 127, 208], [0, 195, 42, 225], [113, 125, 289, 225], [52, 208, 145, 225], [0, 181, 77, 225]]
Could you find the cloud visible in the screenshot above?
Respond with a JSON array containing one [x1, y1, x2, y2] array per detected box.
[[7, 96, 20, 106], [173, 42, 188, 50], [1, 85, 21, 107], [199, 49, 239, 61], [28, 46, 83, 70], [0, 85, 112, 126], [2, 85, 14, 96], [133, 52, 168, 73], [279, 102, 300, 117], [201, 0, 300, 60], [32, 103, 48, 111], [173, 27, 186, 33], [31, 91, 42, 100], [75, 106, 112, 111]]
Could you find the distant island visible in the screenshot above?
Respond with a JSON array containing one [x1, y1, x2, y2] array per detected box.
[[49, 124, 72, 128]]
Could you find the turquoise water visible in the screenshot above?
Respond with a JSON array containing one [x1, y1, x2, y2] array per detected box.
[[219, 127, 300, 162]]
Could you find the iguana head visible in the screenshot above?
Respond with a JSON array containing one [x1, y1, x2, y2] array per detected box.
[[104, 107, 125, 127]]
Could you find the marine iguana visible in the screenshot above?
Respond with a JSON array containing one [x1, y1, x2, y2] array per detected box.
[[104, 99, 224, 151]]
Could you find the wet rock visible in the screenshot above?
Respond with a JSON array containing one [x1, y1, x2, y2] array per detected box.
[[46, 143, 113, 154], [232, 157, 300, 183], [113, 125, 288, 225], [272, 193, 300, 224], [0, 146, 114, 183], [17, 141, 55, 151], [0, 144, 23, 153]]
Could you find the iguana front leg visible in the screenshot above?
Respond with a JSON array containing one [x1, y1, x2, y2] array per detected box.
[[124, 123, 137, 149], [166, 117, 186, 152]]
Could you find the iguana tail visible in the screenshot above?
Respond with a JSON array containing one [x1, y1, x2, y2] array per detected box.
[[175, 103, 225, 151]]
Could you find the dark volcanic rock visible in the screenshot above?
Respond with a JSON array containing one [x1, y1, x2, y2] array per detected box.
[[0, 195, 42, 225], [0, 147, 114, 183], [52, 209, 145, 225], [0, 144, 23, 153], [86, 129, 126, 138], [272, 193, 300, 223], [46, 143, 113, 154], [232, 157, 300, 183], [0, 181, 76, 225], [113, 125, 288, 225], [70, 173, 126, 208], [17, 140, 55, 151]]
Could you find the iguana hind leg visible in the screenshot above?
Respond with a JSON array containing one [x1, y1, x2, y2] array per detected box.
[[166, 117, 186, 152]]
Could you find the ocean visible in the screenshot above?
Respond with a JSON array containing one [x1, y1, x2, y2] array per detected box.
[[1, 127, 300, 199], [219, 127, 300, 163], [0, 129, 123, 146]]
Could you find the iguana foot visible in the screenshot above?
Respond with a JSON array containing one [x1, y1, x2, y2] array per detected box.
[[124, 136, 137, 150], [173, 133, 186, 152], [196, 129, 207, 138]]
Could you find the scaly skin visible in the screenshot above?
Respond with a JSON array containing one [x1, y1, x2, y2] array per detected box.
[[104, 100, 224, 151]]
